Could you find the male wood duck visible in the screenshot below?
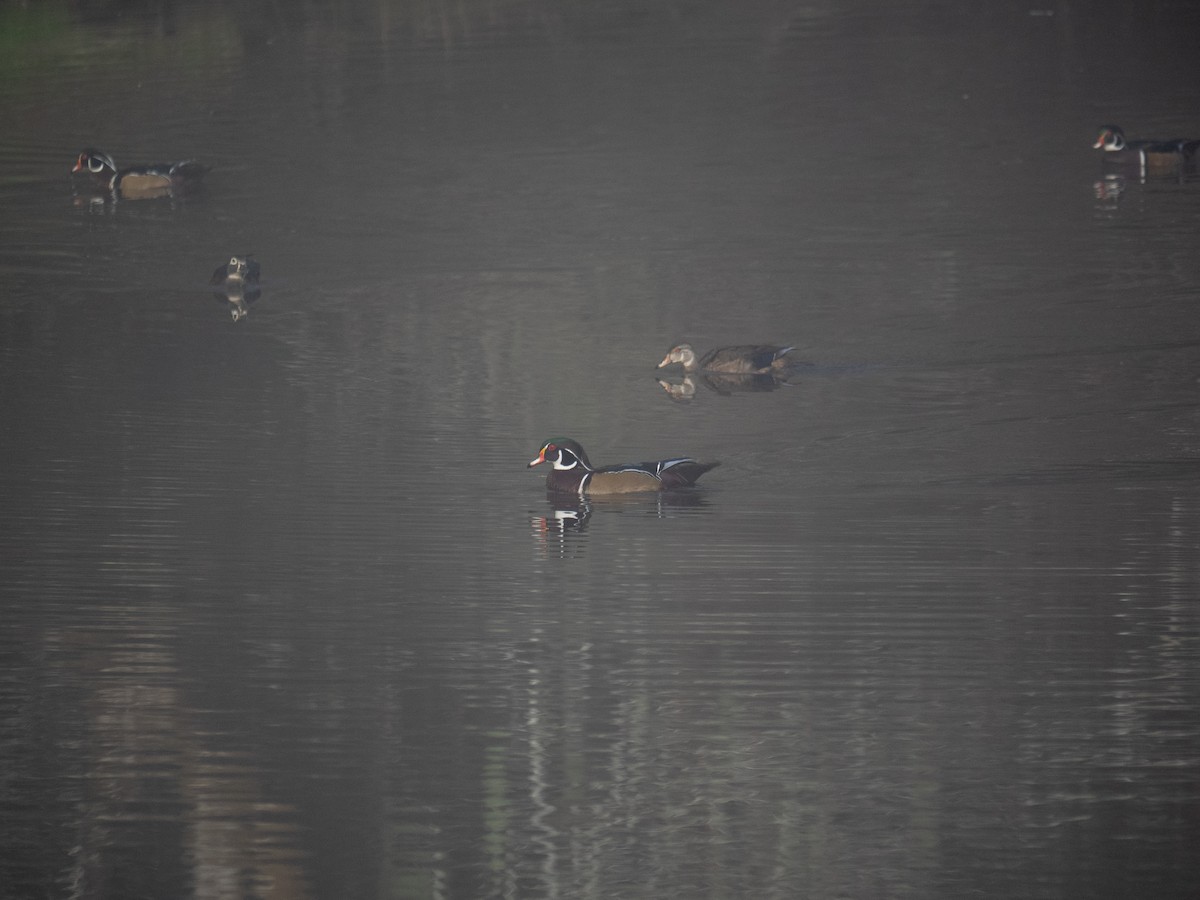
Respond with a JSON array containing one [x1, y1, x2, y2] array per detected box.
[[657, 343, 798, 375], [1092, 126, 1199, 172], [72, 148, 208, 197], [210, 255, 260, 287], [528, 438, 719, 495]]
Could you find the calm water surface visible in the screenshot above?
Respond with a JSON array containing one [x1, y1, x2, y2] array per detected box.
[[2, 1, 1199, 898]]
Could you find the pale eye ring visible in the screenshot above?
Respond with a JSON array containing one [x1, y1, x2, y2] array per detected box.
[[88, 156, 105, 173]]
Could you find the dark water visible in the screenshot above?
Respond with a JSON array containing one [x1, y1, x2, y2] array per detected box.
[[2, 1, 1199, 898]]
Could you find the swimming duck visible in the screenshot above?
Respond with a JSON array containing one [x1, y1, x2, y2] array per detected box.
[[210, 255, 261, 287], [1092, 126, 1199, 171], [528, 438, 719, 495], [72, 148, 208, 197], [657, 343, 797, 375]]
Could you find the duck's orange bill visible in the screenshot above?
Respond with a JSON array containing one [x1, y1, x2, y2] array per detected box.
[[527, 447, 548, 468]]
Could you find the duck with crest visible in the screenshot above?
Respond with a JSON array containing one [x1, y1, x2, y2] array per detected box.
[[657, 343, 800, 375], [1092, 126, 1199, 172], [72, 148, 208, 197], [528, 438, 719, 495], [211, 255, 261, 288]]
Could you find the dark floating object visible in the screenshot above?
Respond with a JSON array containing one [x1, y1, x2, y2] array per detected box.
[[1092, 125, 1199, 173], [657, 342, 802, 375], [210, 255, 261, 287], [71, 148, 208, 198], [528, 437, 719, 496]]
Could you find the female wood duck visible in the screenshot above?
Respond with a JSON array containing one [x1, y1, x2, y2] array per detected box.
[[210, 255, 260, 287], [657, 343, 798, 375], [72, 148, 208, 197], [1092, 126, 1199, 171], [528, 438, 719, 495]]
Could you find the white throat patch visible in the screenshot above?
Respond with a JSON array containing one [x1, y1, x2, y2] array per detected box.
[[553, 453, 578, 471]]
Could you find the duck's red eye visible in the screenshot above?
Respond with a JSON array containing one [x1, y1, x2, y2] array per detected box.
[[547, 444, 557, 453]]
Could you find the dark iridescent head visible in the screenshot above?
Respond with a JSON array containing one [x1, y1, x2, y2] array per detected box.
[[1094, 126, 1126, 151], [72, 148, 117, 179], [528, 438, 592, 470], [210, 255, 260, 286]]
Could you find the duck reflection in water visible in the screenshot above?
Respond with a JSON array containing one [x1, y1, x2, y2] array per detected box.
[[210, 256, 262, 322], [532, 495, 593, 545], [531, 491, 710, 556], [1092, 173, 1127, 207], [213, 285, 262, 322], [656, 370, 799, 403]]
